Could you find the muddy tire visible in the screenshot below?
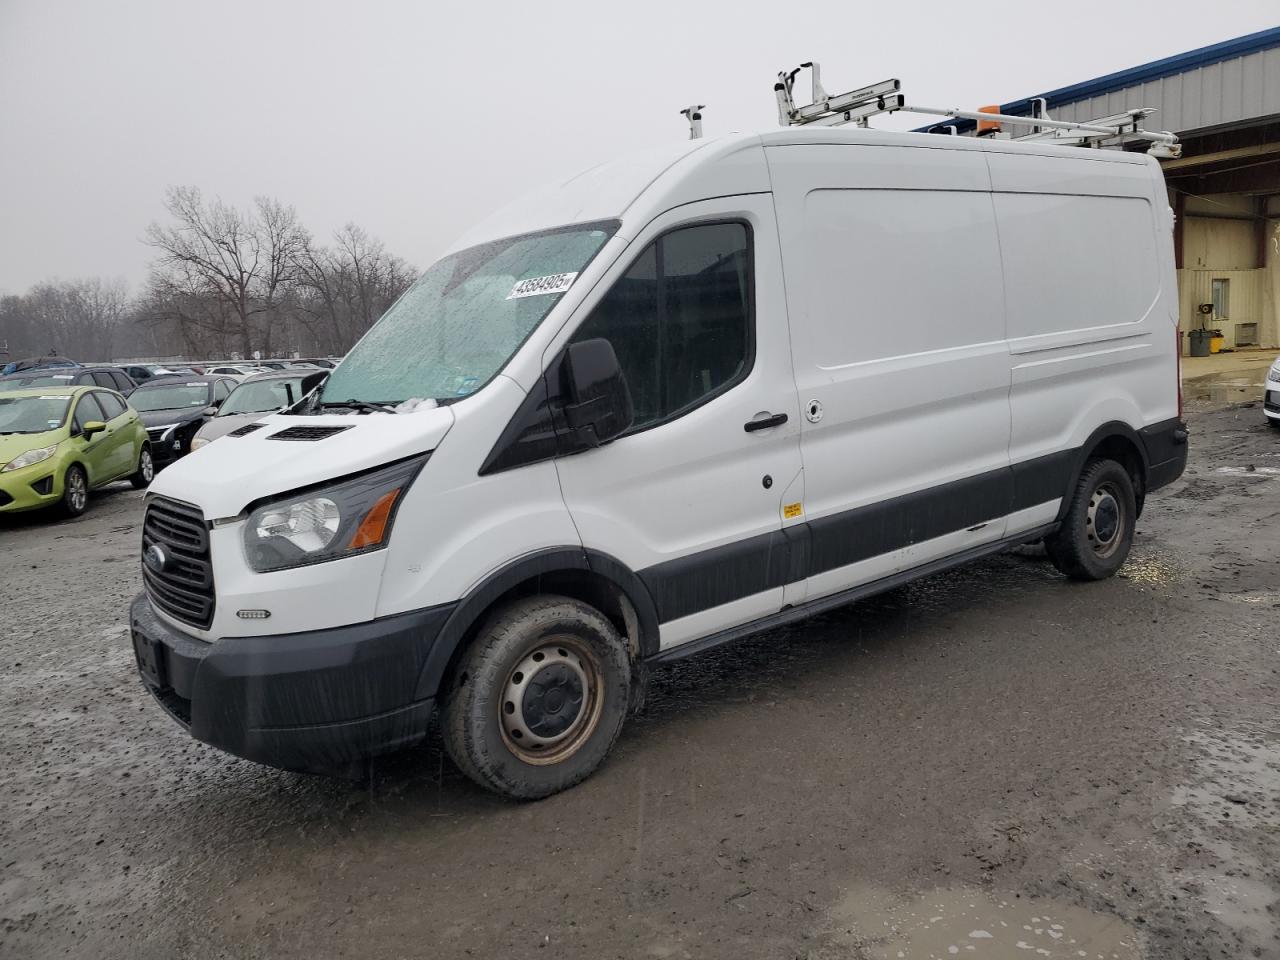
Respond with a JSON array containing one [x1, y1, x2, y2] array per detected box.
[[60, 464, 89, 517], [1045, 458, 1136, 581], [442, 595, 631, 800], [129, 446, 154, 489]]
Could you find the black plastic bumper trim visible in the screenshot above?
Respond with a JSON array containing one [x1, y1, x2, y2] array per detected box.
[[130, 594, 453, 772], [1139, 417, 1189, 492]]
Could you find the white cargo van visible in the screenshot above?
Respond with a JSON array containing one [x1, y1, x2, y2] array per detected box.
[[130, 125, 1187, 798]]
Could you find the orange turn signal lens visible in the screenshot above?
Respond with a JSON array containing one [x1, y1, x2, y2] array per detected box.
[[347, 488, 402, 549]]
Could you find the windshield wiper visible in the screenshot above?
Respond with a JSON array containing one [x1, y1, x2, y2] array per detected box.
[[320, 399, 398, 414]]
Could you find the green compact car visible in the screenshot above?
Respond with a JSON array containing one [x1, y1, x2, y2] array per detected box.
[[0, 387, 153, 517]]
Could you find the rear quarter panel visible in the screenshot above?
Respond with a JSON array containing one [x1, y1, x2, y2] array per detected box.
[[987, 147, 1178, 464]]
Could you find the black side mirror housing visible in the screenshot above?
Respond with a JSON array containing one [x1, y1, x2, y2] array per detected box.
[[560, 338, 633, 448]]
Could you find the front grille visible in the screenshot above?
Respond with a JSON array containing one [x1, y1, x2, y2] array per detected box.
[[0, 489, 12, 507], [142, 497, 215, 629], [1266, 390, 1279, 413], [228, 423, 264, 437], [267, 425, 353, 441]]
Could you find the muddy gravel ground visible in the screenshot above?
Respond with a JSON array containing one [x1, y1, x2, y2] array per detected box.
[[2, 400, 1278, 960]]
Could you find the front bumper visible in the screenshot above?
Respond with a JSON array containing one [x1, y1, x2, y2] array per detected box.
[[147, 434, 186, 467], [0, 461, 62, 512], [129, 593, 454, 772]]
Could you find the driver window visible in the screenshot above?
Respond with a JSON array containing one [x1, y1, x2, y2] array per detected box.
[[73, 393, 105, 433], [571, 221, 752, 431]]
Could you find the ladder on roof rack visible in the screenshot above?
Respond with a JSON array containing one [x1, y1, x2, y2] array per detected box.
[[768, 62, 1181, 158]]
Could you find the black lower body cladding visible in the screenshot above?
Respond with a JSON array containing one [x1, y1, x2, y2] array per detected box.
[[1139, 417, 1189, 492], [129, 594, 454, 772]]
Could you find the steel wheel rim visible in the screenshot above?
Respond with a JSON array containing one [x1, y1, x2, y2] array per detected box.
[[140, 450, 153, 483], [1086, 482, 1123, 558], [500, 636, 603, 765], [67, 471, 86, 511]]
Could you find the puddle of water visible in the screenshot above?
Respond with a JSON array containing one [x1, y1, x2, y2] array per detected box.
[[1169, 729, 1280, 948], [1213, 466, 1280, 476], [1119, 553, 1183, 588], [1211, 590, 1280, 605], [828, 884, 1140, 959]]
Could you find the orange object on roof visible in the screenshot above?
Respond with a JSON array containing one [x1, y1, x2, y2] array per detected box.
[[977, 104, 1001, 134]]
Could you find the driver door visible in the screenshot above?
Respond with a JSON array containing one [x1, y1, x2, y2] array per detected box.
[[70, 393, 113, 485], [553, 197, 805, 652]]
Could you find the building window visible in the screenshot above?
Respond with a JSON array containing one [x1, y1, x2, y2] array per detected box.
[[1211, 278, 1230, 321]]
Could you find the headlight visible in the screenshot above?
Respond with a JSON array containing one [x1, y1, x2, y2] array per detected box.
[[190, 436, 211, 451], [1268, 361, 1280, 384], [2, 443, 59, 473], [241, 454, 427, 573]]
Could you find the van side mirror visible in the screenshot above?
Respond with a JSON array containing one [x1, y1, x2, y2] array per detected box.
[[82, 420, 107, 439], [561, 339, 633, 448], [204, 406, 219, 417]]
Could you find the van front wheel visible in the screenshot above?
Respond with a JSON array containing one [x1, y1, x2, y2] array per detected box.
[[442, 595, 631, 800], [1045, 458, 1136, 581]]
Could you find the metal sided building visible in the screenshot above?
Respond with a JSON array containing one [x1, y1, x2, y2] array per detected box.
[[923, 27, 1280, 352]]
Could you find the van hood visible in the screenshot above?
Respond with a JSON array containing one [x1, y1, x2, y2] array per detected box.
[[148, 406, 456, 519], [193, 411, 274, 443]]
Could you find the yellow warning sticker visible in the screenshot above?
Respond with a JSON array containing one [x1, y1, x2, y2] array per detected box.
[[783, 502, 803, 520]]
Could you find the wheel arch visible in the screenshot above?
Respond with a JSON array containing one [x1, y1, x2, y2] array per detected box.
[[413, 547, 660, 702], [63, 457, 89, 484], [1059, 421, 1149, 520]]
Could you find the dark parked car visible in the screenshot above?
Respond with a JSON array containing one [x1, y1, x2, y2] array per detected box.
[[120, 363, 186, 384], [127, 375, 240, 467], [0, 355, 80, 376], [0, 366, 137, 396]]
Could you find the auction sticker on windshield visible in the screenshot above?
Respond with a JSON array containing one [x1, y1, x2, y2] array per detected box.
[[506, 272, 577, 300]]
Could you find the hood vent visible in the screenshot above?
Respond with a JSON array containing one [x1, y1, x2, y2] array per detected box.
[[227, 423, 265, 438], [267, 424, 354, 442]]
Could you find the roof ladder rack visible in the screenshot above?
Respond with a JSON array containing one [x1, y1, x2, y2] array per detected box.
[[774, 63, 903, 128], [907, 102, 1181, 158], [766, 62, 1181, 158]]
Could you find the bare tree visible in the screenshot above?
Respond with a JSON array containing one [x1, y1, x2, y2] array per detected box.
[[144, 187, 309, 357], [294, 223, 415, 354], [0, 278, 130, 361]]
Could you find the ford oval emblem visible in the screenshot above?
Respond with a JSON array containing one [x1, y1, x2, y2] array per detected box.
[[143, 544, 168, 574]]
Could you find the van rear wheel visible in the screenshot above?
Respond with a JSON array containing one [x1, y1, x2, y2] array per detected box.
[[442, 595, 631, 800], [1045, 458, 1136, 581]]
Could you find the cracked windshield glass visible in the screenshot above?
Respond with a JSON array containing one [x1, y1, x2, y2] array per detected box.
[[320, 223, 616, 406]]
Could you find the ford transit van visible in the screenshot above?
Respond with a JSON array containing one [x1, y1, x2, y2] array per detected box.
[[129, 126, 1187, 798]]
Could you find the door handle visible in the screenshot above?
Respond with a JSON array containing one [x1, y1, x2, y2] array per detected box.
[[743, 412, 788, 432]]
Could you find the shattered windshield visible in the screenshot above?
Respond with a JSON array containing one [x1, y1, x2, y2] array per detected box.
[[319, 221, 618, 406]]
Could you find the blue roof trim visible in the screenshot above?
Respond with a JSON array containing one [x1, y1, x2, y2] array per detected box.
[[914, 26, 1280, 133]]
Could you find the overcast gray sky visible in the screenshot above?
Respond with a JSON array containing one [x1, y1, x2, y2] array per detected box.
[[0, 0, 1275, 294]]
